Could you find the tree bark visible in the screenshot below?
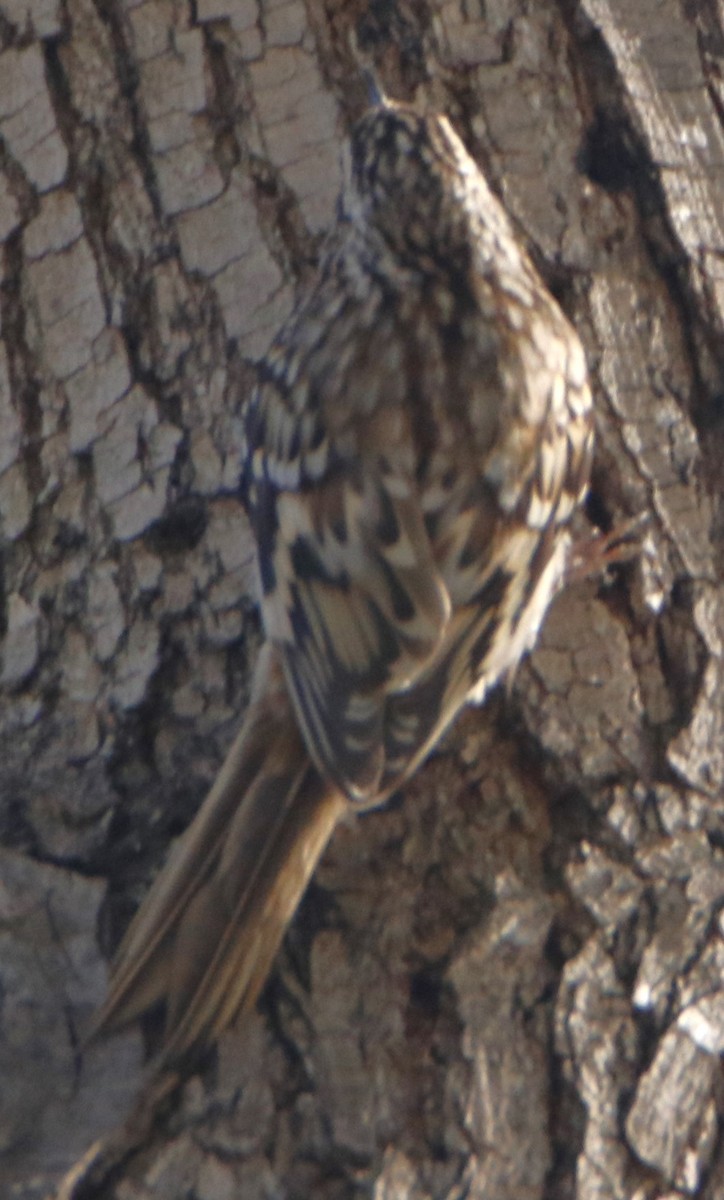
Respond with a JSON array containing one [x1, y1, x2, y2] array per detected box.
[[2, 0, 724, 1197]]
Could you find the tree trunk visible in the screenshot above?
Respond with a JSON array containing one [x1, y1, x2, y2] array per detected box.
[[2, 1, 724, 1197]]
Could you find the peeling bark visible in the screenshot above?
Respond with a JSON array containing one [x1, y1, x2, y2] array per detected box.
[[2, 1, 724, 1198]]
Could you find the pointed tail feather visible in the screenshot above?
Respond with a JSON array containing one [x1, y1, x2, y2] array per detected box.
[[90, 644, 346, 1063]]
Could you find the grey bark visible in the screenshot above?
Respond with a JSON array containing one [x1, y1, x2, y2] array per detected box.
[[1, 0, 723, 1197]]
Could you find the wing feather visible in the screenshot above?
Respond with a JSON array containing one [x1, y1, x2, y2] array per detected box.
[[262, 468, 451, 800]]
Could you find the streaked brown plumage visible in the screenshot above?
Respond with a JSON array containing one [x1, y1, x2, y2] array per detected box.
[[92, 99, 593, 1064]]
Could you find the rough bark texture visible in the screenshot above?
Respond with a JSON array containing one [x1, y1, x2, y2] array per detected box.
[[1, 1, 724, 1197]]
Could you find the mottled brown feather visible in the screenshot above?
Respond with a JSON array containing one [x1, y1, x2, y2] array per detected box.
[[92, 100, 593, 1065]]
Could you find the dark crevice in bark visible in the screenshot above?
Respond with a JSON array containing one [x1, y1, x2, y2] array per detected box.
[[89, 0, 164, 224], [1, 232, 44, 503], [562, 2, 724, 525]]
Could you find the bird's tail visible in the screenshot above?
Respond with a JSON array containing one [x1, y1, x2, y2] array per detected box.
[[90, 644, 346, 1064]]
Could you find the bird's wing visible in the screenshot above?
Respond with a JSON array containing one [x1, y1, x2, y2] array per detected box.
[[244, 285, 451, 803]]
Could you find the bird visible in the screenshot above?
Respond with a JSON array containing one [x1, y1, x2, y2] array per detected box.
[[91, 95, 594, 1066]]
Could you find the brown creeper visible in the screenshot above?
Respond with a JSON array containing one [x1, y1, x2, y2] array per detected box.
[[93, 99, 593, 1063]]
